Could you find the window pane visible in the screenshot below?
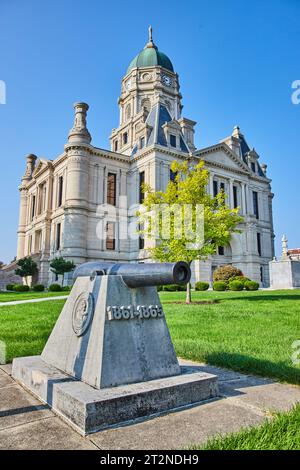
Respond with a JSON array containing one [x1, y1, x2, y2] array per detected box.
[[170, 135, 176, 147], [107, 173, 116, 206], [106, 222, 115, 250], [139, 171, 145, 204]]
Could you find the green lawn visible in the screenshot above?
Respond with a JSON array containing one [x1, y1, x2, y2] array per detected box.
[[0, 290, 299, 385], [163, 289, 300, 385], [0, 291, 68, 303], [190, 404, 300, 450]]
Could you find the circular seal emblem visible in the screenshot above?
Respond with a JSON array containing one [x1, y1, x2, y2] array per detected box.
[[72, 292, 94, 337]]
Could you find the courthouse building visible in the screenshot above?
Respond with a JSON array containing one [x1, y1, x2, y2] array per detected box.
[[16, 29, 275, 286]]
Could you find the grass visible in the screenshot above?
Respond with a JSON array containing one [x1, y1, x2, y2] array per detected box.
[[190, 404, 300, 450], [0, 300, 66, 361], [162, 289, 300, 385], [0, 291, 68, 302], [0, 289, 299, 384]]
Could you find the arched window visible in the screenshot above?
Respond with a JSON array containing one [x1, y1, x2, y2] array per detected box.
[[123, 132, 128, 145]]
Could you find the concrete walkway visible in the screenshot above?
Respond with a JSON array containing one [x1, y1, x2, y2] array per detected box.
[[0, 359, 299, 450], [0, 296, 68, 307]]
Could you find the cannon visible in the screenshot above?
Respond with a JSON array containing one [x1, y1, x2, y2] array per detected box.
[[73, 261, 191, 288]]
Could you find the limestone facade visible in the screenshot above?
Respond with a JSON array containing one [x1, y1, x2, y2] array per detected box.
[[16, 31, 275, 286]]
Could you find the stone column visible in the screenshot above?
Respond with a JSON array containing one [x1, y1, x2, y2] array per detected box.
[[241, 183, 246, 214], [229, 178, 234, 209], [209, 172, 214, 196]]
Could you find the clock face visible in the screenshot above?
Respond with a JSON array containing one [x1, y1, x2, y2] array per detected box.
[[162, 75, 172, 87]]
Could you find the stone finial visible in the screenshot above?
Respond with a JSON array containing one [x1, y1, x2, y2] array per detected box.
[[68, 102, 91, 144], [261, 163, 267, 175], [281, 234, 288, 258], [232, 125, 241, 138], [22, 154, 37, 181]]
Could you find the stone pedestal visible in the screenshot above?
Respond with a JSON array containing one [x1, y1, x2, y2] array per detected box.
[[269, 258, 300, 289], [12, 272, 219, 435]]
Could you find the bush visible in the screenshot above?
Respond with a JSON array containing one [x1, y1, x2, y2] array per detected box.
[[228, 276, 250, 286], [228, 280, 244, 291], [13, 284, 30, 292], [62, 285, 71, 292], [213, 281, 227, 291], [213, 265, 243, 283], [244, 280, 259, 291], [48, 283, 62, 292], [163, 284, 186, 292], [157, 286, 163, 292], [195, 281, 209, 291], [33, 284, 45, 292], [6, 284, 15, 291]]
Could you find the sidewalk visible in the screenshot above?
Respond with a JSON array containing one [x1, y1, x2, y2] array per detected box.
[[0, 296, 68, 307], [0, 359, 300, 450]]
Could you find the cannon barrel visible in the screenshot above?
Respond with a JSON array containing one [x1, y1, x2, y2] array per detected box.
[[73, 261, 191, 288]]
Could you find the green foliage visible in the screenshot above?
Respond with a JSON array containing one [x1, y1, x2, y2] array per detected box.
[[13, 284, 30, 292], [138, 160, 243, 265], [48, 283, 62, 292], [15, 256, 38, 280], [6, 284, 15, 291], [163, 284, 186, 292], [50, 257, 76, 276], [213, 281, 227, 291], [213, 265, 243, 283], [228, 280, 244, 291], [228, 275, 250, 286], [61, 285, 71, 292], [157, 286, 163, 292], [195, 281, 209, 291], [32, 284, 45, 292], [245, 280, 259, 291]]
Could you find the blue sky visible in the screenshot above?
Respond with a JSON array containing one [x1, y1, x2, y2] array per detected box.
[[0, 0, 299, 263]]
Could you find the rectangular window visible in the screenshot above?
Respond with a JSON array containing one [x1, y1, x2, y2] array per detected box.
[[260, 266, 264, 283], [213, 180, 218, 197], [170, 134, 177, 148], [251, 162, 256, 173], [114, 140, 118, 152], [140, 137, 145, 148], [56, 223, 61, 251], [123, 132, 128, 145], [220, 182, 225, 192], [257, 232, 262, 256], [253, 191, 259, 219], [106, 222, 115, 250], [58, 176, 63, 207], [107, 173, 117, 206], [31, 195, 36, 220], [139, 171, 145, 204], [233, 185, 238, 208]]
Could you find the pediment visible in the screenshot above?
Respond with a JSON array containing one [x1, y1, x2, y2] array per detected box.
[[196, 143, 251, 174], [32, 158, 53, 178]]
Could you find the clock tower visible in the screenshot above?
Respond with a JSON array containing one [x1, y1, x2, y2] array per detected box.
[[110, 27, 195, 155]]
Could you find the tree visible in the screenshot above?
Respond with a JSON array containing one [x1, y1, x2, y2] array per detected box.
[[50, 257, 76, 286], [137, 160, 243, 303], [15, 256, 38, 286]]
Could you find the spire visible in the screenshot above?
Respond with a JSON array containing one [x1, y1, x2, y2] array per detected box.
[[145, 25, 157, 49], [68, 102, 91, 144]]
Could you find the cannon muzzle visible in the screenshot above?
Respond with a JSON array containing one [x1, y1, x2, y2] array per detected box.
[[73, 261, 191, 288]]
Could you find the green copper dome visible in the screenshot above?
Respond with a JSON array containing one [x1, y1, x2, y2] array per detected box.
[[127, 27, 174, 74]]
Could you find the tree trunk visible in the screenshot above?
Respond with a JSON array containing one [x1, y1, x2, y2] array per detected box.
[[186, 282, 191, 304]]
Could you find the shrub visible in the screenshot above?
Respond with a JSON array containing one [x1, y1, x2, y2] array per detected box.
[[244, 280, 259, 291], [163, 284, 186, 292], [62, 285, 71, 292], [228, 280, 244, 291], [33, 284, 45, 292], [195, 281, 209, 291], [13, 284, 30, 292], [213, 265, 243, 283], [6, 284, 15, 291], [48, 283, 62, 292], [157, 286, 163, 292], [228, 276, 250, 286], [213, 281, 227, 291]]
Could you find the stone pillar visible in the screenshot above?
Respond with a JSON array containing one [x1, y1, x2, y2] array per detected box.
[[209, 172, 214, 196], [229, 178, 234, 209], [17, 154, 37, 259], [241, 183, 246, 215]]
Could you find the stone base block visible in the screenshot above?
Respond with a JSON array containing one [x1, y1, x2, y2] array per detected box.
[[12, 356, 219, 436]]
